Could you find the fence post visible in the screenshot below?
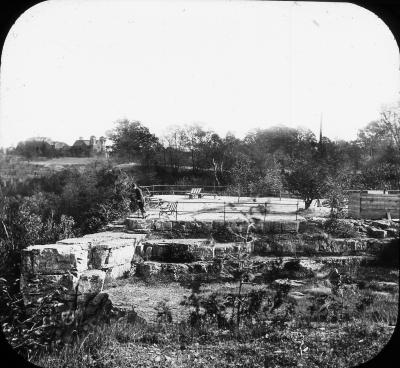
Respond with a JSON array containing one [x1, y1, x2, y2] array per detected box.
[[264, 202, 267, 228], [223, 202, 226, 224], [175, 201, 178, 221]]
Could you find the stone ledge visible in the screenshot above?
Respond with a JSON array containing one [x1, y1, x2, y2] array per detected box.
[[21, 244, 88, 275], [142, 238, 214, 262]]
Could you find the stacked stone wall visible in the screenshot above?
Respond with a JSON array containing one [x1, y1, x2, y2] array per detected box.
[[20, 232, 146, 313]]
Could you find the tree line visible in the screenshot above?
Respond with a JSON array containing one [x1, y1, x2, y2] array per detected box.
[[106, 103, 400, 208]]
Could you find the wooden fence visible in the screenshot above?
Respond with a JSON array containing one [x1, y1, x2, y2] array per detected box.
[[348, 191, 400, 219]]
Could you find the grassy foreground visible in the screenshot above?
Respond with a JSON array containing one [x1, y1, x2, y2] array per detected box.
[[28, 265, 398, 368]]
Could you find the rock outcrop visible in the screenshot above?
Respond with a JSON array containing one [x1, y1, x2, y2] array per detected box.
[[21, 232, 146, 313]]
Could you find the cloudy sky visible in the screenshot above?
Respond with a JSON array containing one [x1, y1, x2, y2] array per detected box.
[[0, 0, 399, 147]]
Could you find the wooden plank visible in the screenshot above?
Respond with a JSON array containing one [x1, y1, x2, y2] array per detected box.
[[361, 195, 400, 199], [361, 200, 400, 204], [361, 201, 400, 206], [360, 203, 391, 207]]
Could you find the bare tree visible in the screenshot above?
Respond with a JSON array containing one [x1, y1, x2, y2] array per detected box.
[[381, 103, 400, 150]]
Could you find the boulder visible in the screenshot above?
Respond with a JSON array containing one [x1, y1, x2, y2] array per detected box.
[[77, 270, 106, 303]]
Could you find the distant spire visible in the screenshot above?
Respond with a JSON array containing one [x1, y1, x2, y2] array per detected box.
[[319, 113, 323, 144], [318, 113, 325, 157]]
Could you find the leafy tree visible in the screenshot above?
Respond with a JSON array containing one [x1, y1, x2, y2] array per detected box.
[[14, 141, 57, 159], [248, 168, 283, 197], [107, 120, 161, 165], [284, 160, 329, 209]]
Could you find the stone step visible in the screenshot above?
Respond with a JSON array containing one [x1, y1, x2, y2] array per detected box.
[[141, 238, 214, 262], [125, 217, 300, 234], [138, 239, 255, 262], [133, 255, 376, 282], [105, 224, 126, 231], [135, 261, 220, 279], [253, 234, 395, 256]]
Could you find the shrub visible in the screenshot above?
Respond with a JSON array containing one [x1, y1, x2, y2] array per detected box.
[[323, 218, 358, 238]]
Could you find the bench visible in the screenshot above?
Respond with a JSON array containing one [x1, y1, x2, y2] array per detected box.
[[187, 188, 202, 199], [159, 201, 178, 217]]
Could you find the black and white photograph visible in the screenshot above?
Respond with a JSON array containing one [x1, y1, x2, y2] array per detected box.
[[0, 1, 399, 367]]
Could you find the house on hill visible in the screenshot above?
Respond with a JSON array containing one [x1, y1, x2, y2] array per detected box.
[[70, 136, 107, 157], [13, 135, 108, 158]]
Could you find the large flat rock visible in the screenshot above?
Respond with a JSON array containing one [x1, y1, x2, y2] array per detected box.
[[56, 237, 92, 249], [83, 231, 147, 243], [21, 244, 88, 275]]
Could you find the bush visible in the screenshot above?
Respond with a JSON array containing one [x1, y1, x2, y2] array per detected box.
[[323, 218, 358, 238]]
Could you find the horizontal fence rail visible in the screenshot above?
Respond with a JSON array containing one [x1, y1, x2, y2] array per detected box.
[[147, 200, 300, 221], [141, 184, 300, 199]]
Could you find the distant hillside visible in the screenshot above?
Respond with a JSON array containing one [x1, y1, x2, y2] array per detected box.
[[0, 156, 110, 186]]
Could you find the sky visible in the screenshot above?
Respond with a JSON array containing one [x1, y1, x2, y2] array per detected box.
[[0, 0, 399, 148]]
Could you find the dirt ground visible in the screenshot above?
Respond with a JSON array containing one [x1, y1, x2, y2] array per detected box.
[[104, 281, 192, 322], [103, 264, 399, 325]]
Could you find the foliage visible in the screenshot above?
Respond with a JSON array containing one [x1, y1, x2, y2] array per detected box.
[[107, 120, 161, 165], [0, 278, 76, 357], [323, 218, 358, 238], [284, 160, 330, 208], [248, 168, 283, 197], [229, 153, 257, 201]]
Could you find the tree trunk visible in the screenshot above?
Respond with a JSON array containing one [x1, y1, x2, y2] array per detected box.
[[304, 198, 313, 209]]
